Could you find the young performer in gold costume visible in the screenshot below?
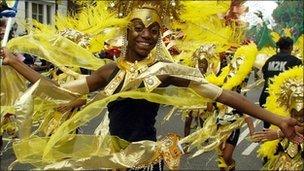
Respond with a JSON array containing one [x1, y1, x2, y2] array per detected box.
[[1, 1, 303, 170]]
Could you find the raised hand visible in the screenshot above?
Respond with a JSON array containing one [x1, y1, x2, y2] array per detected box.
[[251, 129, 279, 142], [0, 47, 17, 65], [279, 117, 304, 144]]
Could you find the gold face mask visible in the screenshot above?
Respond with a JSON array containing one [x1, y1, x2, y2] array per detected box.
[[289, 84, 304, 113], [129, 8, 161, 28]]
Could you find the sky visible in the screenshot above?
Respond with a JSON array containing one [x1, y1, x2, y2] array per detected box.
[[242, 1, 278, 28]]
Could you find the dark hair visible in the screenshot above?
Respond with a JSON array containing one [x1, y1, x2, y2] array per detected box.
[[276, 36, 293, 50]]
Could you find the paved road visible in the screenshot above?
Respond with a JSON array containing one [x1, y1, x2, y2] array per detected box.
[[1, 72, 265, 170]]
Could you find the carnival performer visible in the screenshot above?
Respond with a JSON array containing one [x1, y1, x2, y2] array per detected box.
[[259, 36, 302, 129], [0, 1, 303, 170], [181, 45, 255, 171], [252, 66, 303, 170]]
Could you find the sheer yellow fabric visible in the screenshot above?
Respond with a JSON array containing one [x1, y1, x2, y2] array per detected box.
[[1, 66, 28, 135], [1, 66, 27, 107], [7, 34, 109, 75], [10, 79, 208, 169], [180, 113, 244, 157]]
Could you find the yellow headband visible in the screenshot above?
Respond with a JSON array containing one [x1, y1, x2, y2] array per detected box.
[[129, 8, 161, 27]]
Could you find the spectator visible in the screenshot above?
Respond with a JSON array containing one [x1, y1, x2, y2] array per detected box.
[[259, 37, 302, 128]]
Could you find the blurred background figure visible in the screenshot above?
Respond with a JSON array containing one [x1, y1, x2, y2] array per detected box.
[[259, 37, 302, 129]]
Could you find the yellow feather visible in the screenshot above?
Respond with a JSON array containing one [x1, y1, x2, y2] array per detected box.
[[283, 28, 292, 38], [222, 43, 258, 89], [259, 47, 276, 57], [270, 31, 280, 43], [180, 1, 230, 24], [293, 34, 304, 59]]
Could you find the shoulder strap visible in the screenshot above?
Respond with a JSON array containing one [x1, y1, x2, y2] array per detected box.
[[106, 66, 120, 84]]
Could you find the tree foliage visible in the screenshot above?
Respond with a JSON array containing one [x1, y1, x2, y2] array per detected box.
[[272, 0, 303, 39]]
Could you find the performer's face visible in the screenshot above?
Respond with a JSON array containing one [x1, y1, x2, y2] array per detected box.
[[127, 19, 160, 59], [198, 58, 208, 74], [0, 19, 6, 40]]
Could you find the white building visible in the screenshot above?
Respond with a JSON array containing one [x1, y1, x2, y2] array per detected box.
[[241, 1, 278, 28], [15, 0, 68, 35]]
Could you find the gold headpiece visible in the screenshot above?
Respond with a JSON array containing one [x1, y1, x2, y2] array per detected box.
[[107, 0, 183, 26], [129, 8, 161, 27], [192, 44, 221, 74], [193, 44, 217, 61]]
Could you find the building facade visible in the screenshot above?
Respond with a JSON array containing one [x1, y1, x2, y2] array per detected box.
[[15, 0, 68, 35]]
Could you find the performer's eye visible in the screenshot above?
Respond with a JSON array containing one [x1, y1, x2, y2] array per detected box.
[[150, 27, 159, 35], [134, 25, 144, 32]]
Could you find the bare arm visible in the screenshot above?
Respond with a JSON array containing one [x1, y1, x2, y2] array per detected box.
[[216, 90, 303, 140], [2, 48, 116, 92], [165, 76, 281, 124], [58, 63, 116, 94], [2, 48, 43, 83], [166, 76, 303, 141], [217, 90, 283, 126], [86, 62, 116, 92]]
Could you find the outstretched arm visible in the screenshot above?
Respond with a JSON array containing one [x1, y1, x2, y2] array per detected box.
[[216, 90, 283, 127], [168, 77, 279, 124], [216, 90, 303, 141], [168, 77, 303, 142], [1, 48, 116, 93]]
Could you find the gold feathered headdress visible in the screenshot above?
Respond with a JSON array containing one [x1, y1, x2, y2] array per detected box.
[[107, 0, 183, 23]]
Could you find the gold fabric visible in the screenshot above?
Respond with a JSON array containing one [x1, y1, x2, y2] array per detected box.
[[41, 134, 181, 170], [262, 142, 304, 170], [106, 61, 223, 97], [104, 70, 126, 96], [180, 112, 244, 157], [14, 79, 80, 138], [7, 34, 109, 73], [138, 62, 206, 83], [129, 8, 161, 27], [1, 66, 28, 136], [2, 1, 253, 169], [189, 81, 223, 100], [1, 66, 28, 106], [60, 76, 90, 95]]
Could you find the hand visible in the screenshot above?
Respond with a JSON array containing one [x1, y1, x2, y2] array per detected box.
[[251, 129, 278, 142], [56, 103, 73, 113], [249, 130, 255, 136], [56, 99, 86, 113], [0, 48, 17, 65], [279, 117, 304, 144]]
